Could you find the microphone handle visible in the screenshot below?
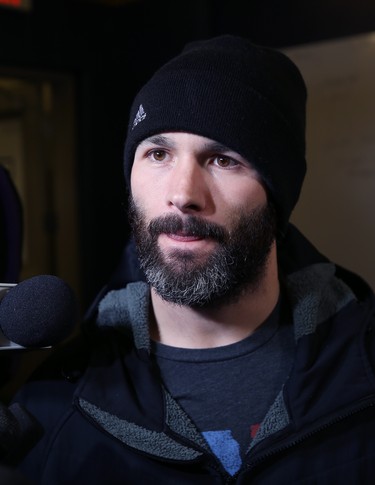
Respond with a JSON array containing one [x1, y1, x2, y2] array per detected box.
[[0, 402, 43, 466]]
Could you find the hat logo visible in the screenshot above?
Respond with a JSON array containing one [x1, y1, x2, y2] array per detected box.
[[132, 104, 147, 129]]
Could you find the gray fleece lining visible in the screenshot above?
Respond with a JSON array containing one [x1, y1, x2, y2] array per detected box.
[[249, 390, 289, 450], [287, 262, 355, 341], [97, 282, 151, 351], [164, 390, 210, 451], [79, 398, 202, 460]]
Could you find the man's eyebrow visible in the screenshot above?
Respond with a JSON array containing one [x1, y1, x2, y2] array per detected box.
[[139, 135, 176, 148], [138, 136, 236, 157]]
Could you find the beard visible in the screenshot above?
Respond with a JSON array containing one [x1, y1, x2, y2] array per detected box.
[[128, 197, 277, 309]]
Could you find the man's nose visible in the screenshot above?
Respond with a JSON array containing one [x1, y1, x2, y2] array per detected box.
[[166, 159, 209, 213]]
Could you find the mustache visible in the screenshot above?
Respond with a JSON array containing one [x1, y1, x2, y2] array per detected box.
[[148, 214, 227, 242]]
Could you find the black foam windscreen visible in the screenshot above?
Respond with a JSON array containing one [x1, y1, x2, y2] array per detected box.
[[0, 275, 78, 347]]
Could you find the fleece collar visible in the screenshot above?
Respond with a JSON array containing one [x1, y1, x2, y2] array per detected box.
[[96, 261, 355, 348]]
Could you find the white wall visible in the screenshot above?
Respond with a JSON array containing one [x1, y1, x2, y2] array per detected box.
[[285, 32, 375, 289]]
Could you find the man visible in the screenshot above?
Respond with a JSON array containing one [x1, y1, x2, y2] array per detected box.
[[13, 35, 375, 483]]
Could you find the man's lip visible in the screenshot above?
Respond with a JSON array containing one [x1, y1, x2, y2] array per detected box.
[[165, 233, 204, 242]]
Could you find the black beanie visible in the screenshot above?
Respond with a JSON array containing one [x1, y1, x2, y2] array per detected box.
[[124, 35, 307, 236]]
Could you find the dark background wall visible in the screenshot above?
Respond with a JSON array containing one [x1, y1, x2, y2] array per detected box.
[[0, 0, 374, 308]]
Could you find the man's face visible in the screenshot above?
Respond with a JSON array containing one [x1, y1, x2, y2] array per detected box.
[[130, 132, 277, 308]]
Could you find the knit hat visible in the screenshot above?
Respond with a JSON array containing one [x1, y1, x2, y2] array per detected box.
[[124, 35, 307, 236]]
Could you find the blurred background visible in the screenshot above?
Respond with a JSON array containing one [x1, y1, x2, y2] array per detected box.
[[0, 0, 374, 313]]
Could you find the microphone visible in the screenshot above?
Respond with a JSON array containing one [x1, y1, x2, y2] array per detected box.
[[0, 276, 78, 470], [0, 275, 78, 349]]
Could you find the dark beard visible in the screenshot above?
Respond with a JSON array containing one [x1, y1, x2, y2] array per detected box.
[[128, 198, 277, 308]]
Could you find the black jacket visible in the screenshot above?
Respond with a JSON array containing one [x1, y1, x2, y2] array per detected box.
[[13, 226, 375, 484]]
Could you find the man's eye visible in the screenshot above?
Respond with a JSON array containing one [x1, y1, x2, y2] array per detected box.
[[213, 156, 237, 168], [149, 150, 166, 162]]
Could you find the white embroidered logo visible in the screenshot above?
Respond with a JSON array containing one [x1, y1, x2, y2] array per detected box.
[[132, 104, 147, 129]]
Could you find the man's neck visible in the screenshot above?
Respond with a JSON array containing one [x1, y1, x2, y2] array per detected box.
[[149, 245, 280, 349]]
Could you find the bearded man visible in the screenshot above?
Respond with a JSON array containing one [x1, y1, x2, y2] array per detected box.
[[13, 35, 375, 484]]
